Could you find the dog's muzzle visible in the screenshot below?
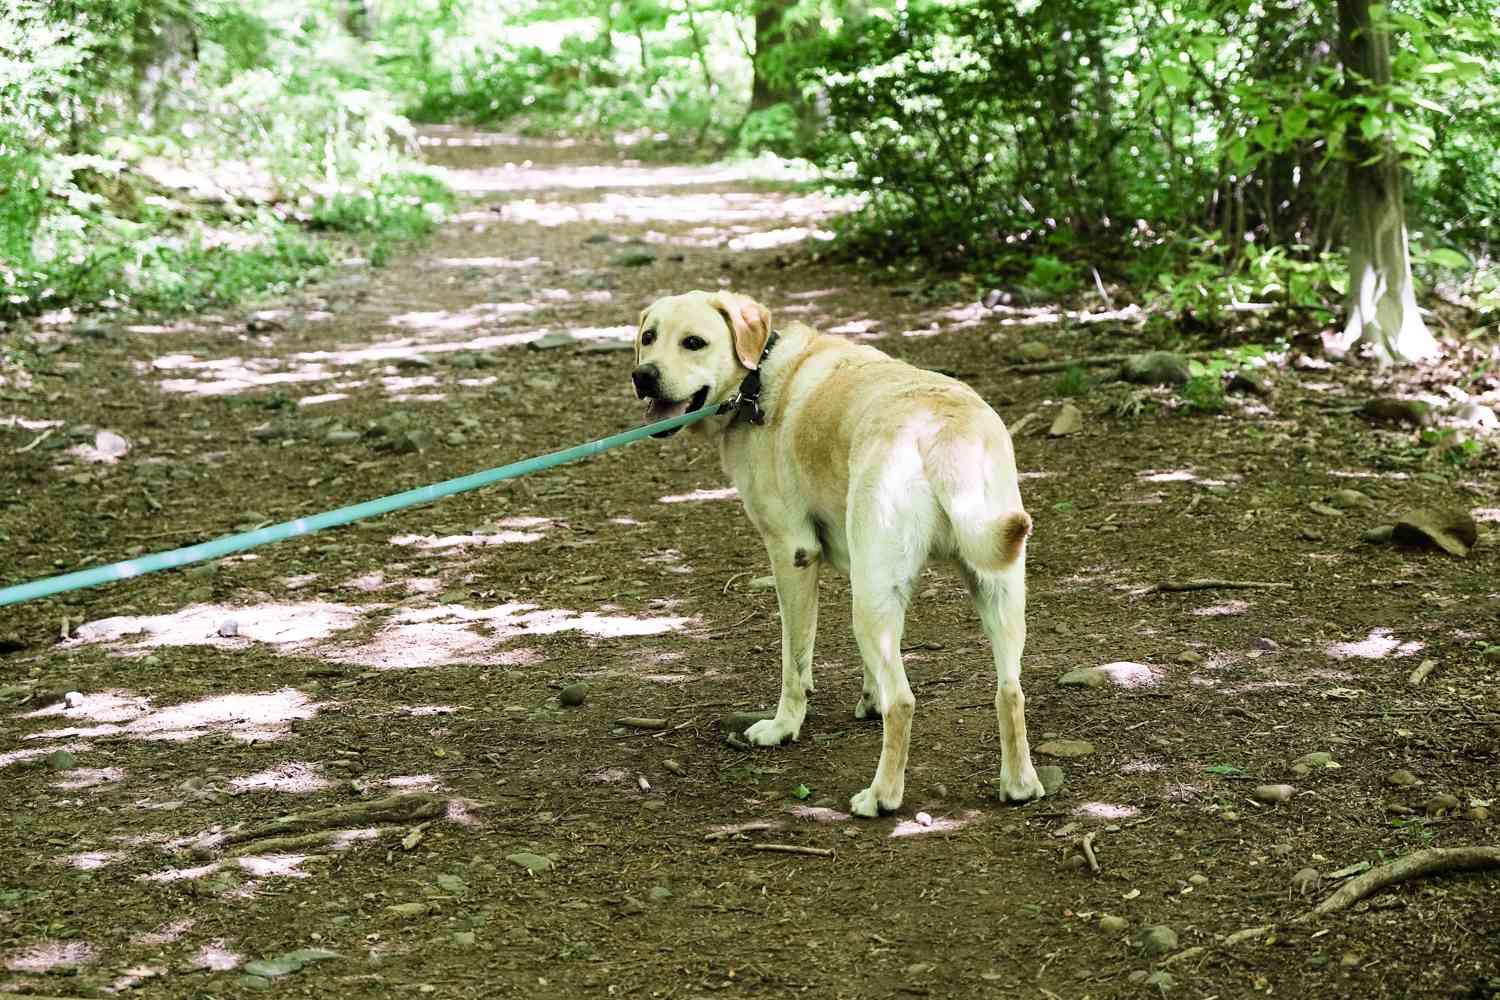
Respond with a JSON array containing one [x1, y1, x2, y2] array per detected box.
[[632, 364, 660, 400]]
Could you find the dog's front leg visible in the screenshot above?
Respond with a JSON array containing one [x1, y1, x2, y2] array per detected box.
[[745, 544, 820, 747]]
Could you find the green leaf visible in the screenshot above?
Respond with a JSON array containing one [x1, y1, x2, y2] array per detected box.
[[1281, 106, 1309, 140], [793, 784, 812, 800], [1360, 114, 1386, 142], [1159, 63, 1189, 90], [1423, 248, 1470, 269]]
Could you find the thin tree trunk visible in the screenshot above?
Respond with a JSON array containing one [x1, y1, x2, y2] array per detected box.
[[750, 0, 796, 112], [684, 1, 716, 95], [1334, 0, 1438, 364]]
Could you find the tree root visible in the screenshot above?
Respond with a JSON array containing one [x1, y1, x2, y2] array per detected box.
[[1299, 847, 1500, 921], [225, 825, 406, 857], [1149, 579, 1294, 593], [218, 793, 453, 849]]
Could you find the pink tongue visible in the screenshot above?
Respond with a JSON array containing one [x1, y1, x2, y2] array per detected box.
[[646, 398, 689, 421]]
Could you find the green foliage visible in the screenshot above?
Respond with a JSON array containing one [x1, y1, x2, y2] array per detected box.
[[1053, 365, 1092, 398], [0, 0, 450, 319]]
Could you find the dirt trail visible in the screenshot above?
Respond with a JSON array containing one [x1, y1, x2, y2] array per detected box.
[[1, 130, 1497, 1000]]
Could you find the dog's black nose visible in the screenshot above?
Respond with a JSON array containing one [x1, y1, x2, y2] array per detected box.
[[632, 364, 660, 399]]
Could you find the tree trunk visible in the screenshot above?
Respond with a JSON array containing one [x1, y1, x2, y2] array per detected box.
[[750, 0, 796, 112], [1334, 0, 1438, 364]]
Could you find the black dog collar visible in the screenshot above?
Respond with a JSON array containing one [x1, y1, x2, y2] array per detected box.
[[717, 330, 780, 426]]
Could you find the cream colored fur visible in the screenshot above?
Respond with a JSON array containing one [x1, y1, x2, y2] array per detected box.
[[633, 290, 1044, 816]]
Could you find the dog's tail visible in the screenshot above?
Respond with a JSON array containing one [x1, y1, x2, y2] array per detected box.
[[952, 508, 1032, 572]]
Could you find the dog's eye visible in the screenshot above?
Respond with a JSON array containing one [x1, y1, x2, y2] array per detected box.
[[641, 329, 656, 346], [682, 336, 707, 351]]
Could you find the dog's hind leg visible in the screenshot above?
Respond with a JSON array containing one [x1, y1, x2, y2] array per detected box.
[[745, 540, 821, 747], [967, 561, 1044, 803]]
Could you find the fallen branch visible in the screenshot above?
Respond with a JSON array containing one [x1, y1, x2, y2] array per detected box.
[[1407, 659, 1438, 686], [704, 821, 779, 842], [1299, 846, 1500, 921], [218, 793, 451, 848], [615, 717, 669, 730], [14, 427, 55, 454], [226, 826, 406, 857], [1149, 579, 1294, 594], [1080, 832, 1100, 874], [1003, 352, 1136, 375], [1008, 411, 1042, 437], [750, 843, 835, 858]]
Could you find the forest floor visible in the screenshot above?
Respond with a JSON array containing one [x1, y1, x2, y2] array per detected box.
[[2, 129, 1498, 1000]]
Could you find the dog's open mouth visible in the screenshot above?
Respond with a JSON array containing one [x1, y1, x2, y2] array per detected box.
[[644, 386, 710, 438]]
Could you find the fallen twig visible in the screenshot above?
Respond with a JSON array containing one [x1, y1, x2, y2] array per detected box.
[[704, 821, 779, 842], [1008, 411, 1041, 437], [14, 427, 55, 453], [1003, 352, 1137, 375], [1298, 846, 1500, 920], [217, 793, 452, 848], [226, 826, 406, 857], [1407, 659, 1438, 686], [750, 843, 835, 858], [1148, 579, 1294, 594], [722, 571, 751, 594], [615, 717, 669, 730], [1080, 831, 1100, 874]]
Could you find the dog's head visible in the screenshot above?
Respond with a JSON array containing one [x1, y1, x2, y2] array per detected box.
[[631, 290, 771, 438]]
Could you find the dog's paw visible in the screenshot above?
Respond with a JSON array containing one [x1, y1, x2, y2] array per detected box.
[[849, 786, 900, 818], [745, 717, 800, 747], [994, 766, 1046, 804], [852, 691, 881, 721]]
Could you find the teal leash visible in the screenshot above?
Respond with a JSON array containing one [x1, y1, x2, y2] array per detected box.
[[0, 404, 722, 608]]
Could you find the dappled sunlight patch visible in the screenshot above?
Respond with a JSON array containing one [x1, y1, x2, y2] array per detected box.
[[1472, 507, 1500, 523], [69, 601, 367, 657], [389, 529, 545, 550], [429, 255, 544, 269], [1, 414, 63, 431], [52, 767, 126, 790], [109, 964, 164, 992], [828, 318, 880, 336], [588, 767, 629, 784], [728, 226, 834, 251], [642, 674, 693, 684], [191, 941, 242, 972], [23, 690, 148, 721], [230, 762, 330, 794], [402, 705, 460, 717], [56, 850, 123, 871], [324, 608, 556, 670], [789, 804, 852, 823], [236, 854, 313, 878], [143, 863, 219, 883], [1325, 628, 1423, 660], [890, 809, 982, 838], [132, 920, 194, 948], [1191, 600, 1249, 617], [1075, 802, 1140, 821], [660, 487, 737, 504], [30, 689, 321, 745], [1096, 661, 1161, 688], [446, 799, 483, 826], [642, 549, 693, 575], [1119, 759, 1162, 775], [4, 940, 95, 973], [379, 775, 446, 793]]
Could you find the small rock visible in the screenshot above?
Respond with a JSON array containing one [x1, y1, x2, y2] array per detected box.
[[1036, 739, 1095, 758], [451, 931, 476, 948], [1385, 769, 1421, 788], [915, 811, 934, 827], [1252, 784, 1296, 804], [1293, 751, 1334, 768], [1098, 914, 1129, 933], [662, 759, 686, 776], [1329, 488, 1375, 511], [1012, 341, 1053, 362], [45, 749, 77, 771], [1188, 874, 1208, 886], [1251, 637, 1279, 652], [444, 431, 467, 447], [1423, 793, 1461, 816], [1467, 806, 1491, 822], [1224, 925, 1272, 946], [1144, 970, 1176, 990], [395, 355, 434, 370], [325, 429, 361, 445], [530, 332, 577, 350], [1360, 397, 1431, 427], [506, 852, 554, 873], [1447, 402, 1500, 429], [558, 683, 589, 707], [385, 902, 431, 918], [1174, 650, 1203, 665], [1391, 507, 1478, 557], [1138, 925, 1178, 956], [1048, 403, 1083, 437], [982, 289, 1007, 309], [1308, 502, 1344, 517], [1291, 867, 1322, 895], [238, 975, 273, 990], [63, 690, 85, 708], [1036, 765, 1066, 796], [218, 619, 239, 638], [1227, 369, 1272, 397], [1121, 351, 1191, 386], [1057, 667, 1109, 688], [1362, 524, 1395, 544]]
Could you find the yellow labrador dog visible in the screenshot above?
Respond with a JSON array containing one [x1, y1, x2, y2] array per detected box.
[[632, 290, 1044, 817]]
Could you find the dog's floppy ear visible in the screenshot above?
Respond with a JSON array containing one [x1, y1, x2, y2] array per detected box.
[[709, 291, 772, 369]]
